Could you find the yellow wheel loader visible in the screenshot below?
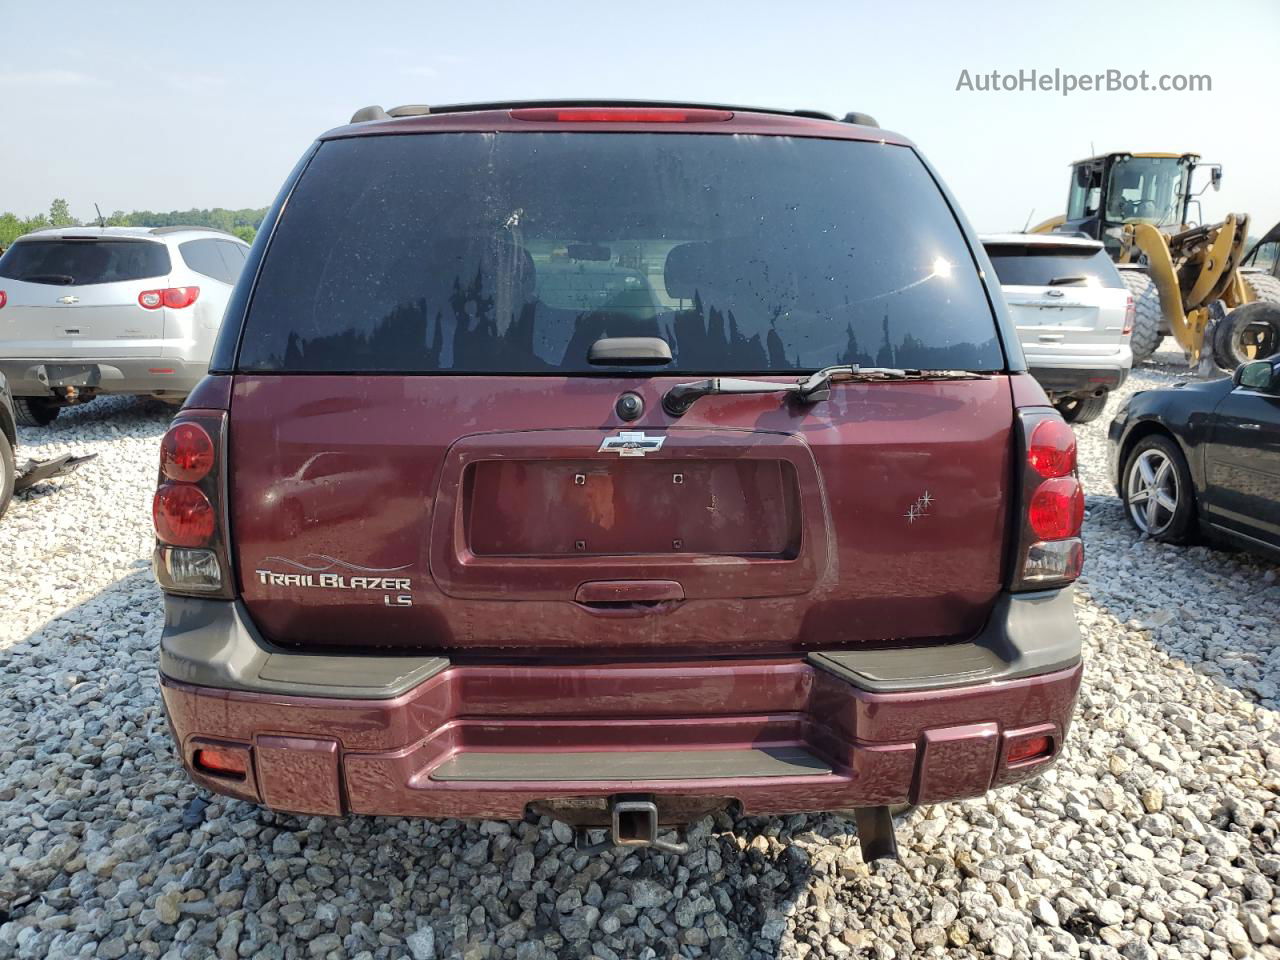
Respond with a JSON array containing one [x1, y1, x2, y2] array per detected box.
[[1031, 152, 1280, 371]]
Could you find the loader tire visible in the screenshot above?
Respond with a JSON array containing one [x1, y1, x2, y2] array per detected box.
[[1243, 271, 1280, 306], [13, 396, 61, 427], [1121, 271, 1163, 363], [1213, 301, 1280, 369]]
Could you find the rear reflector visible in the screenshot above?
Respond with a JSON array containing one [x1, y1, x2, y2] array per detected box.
[[510, 107, 733, 123], [1007, 734, 1054, 764], [194, 747, 247, 778], [153, 483, 216, 546]]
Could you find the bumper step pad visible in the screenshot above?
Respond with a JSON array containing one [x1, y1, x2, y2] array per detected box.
[[430, 745, 830, 782]]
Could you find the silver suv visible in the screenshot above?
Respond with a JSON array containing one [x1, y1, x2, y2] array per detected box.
[[0, 226, 249, 425]]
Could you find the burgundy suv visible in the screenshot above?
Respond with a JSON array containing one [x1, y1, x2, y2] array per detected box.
[[154, 101, 1083, 859]]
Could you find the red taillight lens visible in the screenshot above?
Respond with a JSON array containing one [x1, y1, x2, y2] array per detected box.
[[162, 286, 199, 308], [1007, 734, 1054, 764], [0, 290, 7, 309], [1122, 294, 1135, 336], [153, 483, 216, 546], [1027, 418, 1077, 478], [510, 107, 734, 123], [1028, 477, 1085, 540], [139, 287, 200, 309], [193, 747, 247, 778], [160, 422, 215, 482]]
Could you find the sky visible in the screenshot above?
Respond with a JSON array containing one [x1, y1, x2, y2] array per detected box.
[[1, 0, 1278, 236]]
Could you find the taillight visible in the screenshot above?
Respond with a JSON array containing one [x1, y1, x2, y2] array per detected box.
[[153, 484, 216, 546], [153, 411, 231, 597], [160, 422, 215, 482], [0, 290, 7, 309], [510, 107, 733, 123], [139, 286, 200, 309], [1122, 294, 1135, 336], [1027, 418, 1077, 479], [1028, 478, 1086, 540], [1012, 409, 1084, 590]]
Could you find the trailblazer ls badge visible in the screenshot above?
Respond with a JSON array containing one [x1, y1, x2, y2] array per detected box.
[[255, 554, 414, 607]]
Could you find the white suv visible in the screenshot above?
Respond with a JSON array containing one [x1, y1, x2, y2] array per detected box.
[[0, 226, 249, 425], [982, 233, 1134, 424]]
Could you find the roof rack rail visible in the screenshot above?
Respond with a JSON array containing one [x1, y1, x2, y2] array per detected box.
[[348, 99, 858, 124], [148, 226, 239, 237], [841, 112, 879, 127]]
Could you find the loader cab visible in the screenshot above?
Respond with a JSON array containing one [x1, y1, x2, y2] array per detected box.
[[1063, 153, 1196, 257]]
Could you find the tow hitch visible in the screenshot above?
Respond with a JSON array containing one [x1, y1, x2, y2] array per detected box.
[[575, 794, 690, 855]]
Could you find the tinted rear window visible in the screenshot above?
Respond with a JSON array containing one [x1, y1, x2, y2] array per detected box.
[[0, 239, 171, 286], [239, 133, 1002, 374], [984, 245, 1123, 289]]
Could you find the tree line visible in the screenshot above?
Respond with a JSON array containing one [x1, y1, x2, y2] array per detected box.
[[0, 200, 267, 248]]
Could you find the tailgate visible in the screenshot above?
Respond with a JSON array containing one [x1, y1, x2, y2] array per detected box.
[[229, 374, 1014, 656], [1004, 284, 1124, 358]]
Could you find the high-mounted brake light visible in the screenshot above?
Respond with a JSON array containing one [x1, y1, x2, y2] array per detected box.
[[139, 286, 200, 309], [1122, 294, 1135, 336], [510, 107, 734, 123]]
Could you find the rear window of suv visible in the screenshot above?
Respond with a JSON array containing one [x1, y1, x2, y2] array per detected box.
[[0, 239, 171, 286], [238, 133, 1004, 374], [984, 244, 1124, 289]]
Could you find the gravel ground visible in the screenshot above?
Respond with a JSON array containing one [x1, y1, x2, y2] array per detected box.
[[1, 352, 1278, 960]]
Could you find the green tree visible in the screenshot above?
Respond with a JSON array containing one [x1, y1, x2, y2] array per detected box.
[[48, 198, 78, 227]]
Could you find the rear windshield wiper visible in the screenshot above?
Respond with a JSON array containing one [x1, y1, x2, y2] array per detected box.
[[1046, 275, 1089, 286], [662, 365, 988, 417], [19, 273, 76, 285]]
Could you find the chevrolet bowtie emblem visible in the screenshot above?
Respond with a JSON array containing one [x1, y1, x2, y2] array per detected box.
[[598, 431, 665, 457]]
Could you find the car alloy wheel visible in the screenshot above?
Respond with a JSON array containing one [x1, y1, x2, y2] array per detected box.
[[1126, 448, 1180, 535]]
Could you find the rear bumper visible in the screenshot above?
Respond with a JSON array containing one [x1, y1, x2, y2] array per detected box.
[[0, 357, 206, 397], [1027, 353, 1131, 399], [158, 591, 1083, 820]]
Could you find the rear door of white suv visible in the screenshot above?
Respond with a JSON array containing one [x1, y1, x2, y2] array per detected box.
[[0, 233, 171, 359], [983, 235, 1131, 364]]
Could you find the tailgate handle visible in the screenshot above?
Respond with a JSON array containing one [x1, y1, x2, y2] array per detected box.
[[575, 580, 685, 604]]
